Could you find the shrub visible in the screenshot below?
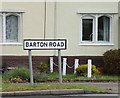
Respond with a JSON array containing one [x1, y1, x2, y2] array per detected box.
[[3, 67, 30, 82], [34, 72, 49, 82], [76, 64, 100, 76], [97, 68, 104, 74], [2, 62, 8, 73], [33, 62, 50, 82], [48, 72, 59, 80], [103, 49, 120, 75], [36, 62, 49, 73]]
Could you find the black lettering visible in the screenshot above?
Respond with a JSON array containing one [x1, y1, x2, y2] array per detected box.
[[49, 42, 52, 47], [26, 42, 29, 47], [37, 42, 40, 47], [33, 42, 36, 47], [30, 42, 33, 47], [40, 42, 44, 47], [44, 42, 48, 47], [53, 42, 56, 47], [61, 42, 64, 47], [57, 42, 60, 47]]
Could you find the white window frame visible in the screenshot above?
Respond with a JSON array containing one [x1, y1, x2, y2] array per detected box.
[[0, 13, 3, 43], [79, 14, 114, 46], [0, 11, 23, 45], [80, 14, 95, 44]]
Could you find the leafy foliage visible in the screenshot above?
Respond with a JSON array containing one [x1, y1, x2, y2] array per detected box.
[[103, 49, 120, 75], [34, 72, 49, 82], [33, 62, 50, 82], [2, 67, 30, 82], [2, 62, 8, 68], [97, 68, 104, 74], [76, 64, 100, 76], [36, 62, 49, 73]]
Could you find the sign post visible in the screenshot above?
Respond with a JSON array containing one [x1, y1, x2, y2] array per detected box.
[[28, 50, 34, 86], [58, 49, 62, 84], [23, 39, 67, 85]]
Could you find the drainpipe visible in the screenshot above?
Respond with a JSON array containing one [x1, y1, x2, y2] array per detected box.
[[44, 0, 47, 39], [54, 1, 57, 39], [53, 1, 57, 56]]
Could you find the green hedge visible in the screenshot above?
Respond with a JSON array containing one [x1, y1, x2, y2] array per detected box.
[[103, 49, 120, 75]]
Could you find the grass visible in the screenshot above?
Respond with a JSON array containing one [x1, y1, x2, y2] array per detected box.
[[48, 72, 59, 80], [2, 73, 118, 92], [2, 83, 107, 92], [50, 72, 120, 80], [2, 72, 120, 83], [0, 74, 2, 88], [94, 75, 120, 80]]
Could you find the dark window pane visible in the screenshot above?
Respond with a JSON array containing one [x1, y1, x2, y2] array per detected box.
[[98, 16, 110, 42], [82, 19, 93, 41]]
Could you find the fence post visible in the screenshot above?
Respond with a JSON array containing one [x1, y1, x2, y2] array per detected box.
[[74, 59, 79, 74], [63, 58, 67, 76], [50, 57, 53, 73], [88, 59, 92, 78]]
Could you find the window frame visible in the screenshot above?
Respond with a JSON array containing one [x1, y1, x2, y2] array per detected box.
[[79, 14, 114, 45], [80, 14, 95, 44], [0, 12, 22, 45], [0, 13, 3, 43]]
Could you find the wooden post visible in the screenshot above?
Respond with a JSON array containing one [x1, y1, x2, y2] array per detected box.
[[63, 58, 67, 76], [50, 57, 53, 73], [74, 59, 79, 74], [88, 59, 92, 78]]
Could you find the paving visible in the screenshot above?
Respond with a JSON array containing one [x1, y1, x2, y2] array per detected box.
[[2, 94, 120, 98], [61, 82, 119, 93], [1, 82, 119, 97], [45, 82, 119, 93]]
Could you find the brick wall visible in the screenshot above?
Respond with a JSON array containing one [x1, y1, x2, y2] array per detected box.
[[1, 56, 104, 74]]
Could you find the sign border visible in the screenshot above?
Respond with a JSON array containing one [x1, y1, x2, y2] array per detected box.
[[23, 39, 67, 50]]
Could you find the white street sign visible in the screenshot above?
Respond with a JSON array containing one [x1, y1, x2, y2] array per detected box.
[[24, 39, 66, 50], [23, 39, 67, 85]]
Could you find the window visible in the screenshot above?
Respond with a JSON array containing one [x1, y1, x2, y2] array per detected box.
[[0, 12, 22, 44], [0, 14, 2, 43], [80, 14, 113, 45], [98, 16, 110, 42], [82, 19, 93, 41], [6, 15, 18, 42]]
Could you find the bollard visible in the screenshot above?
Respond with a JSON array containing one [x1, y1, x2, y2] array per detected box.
[[74, 59, 79, 74], [50, 57, 53, 73], [88, 59, 92, 78], [63, 58, 67, 76]]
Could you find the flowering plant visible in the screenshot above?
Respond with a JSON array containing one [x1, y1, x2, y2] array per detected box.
[[97, 68, 104, 74], [36, 62, 49, 73]]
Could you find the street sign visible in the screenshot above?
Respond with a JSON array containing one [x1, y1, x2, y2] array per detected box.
[[23, 39, 66, 50], [23, 39, 67, 85]]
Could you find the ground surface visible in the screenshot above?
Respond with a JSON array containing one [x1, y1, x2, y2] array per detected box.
[[2, 94, 119, 98], [48, 82, 119, 93]]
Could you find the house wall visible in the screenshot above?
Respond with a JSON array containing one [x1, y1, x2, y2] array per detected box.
[[1, 2, 119, 57], [118, 1, 120, 49], [1, 2, 119, 73], [55, 2, 119, 56], [1, 2, 55, 56]]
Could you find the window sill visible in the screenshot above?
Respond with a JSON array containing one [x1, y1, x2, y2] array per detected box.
[[0, 43, 22, 46], [79, 43, 114, 46]]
